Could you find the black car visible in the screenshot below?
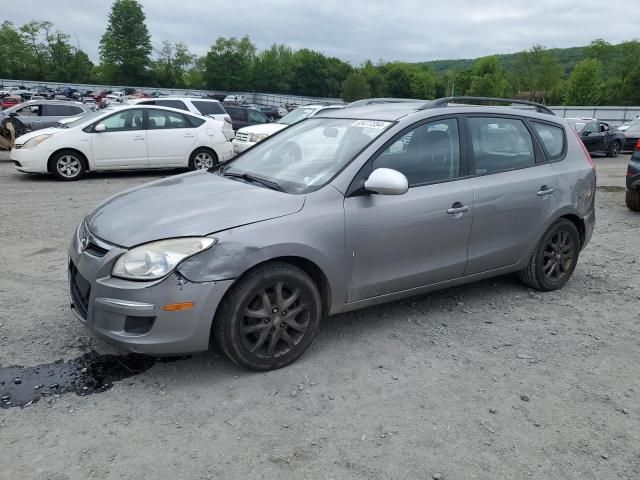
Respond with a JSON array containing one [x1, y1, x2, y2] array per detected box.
[[566, 119, 625, 157], [223, 105, 270, 131], [620, 122, 640, 151], [245, 104, 280, 120], [626, 146, 640, 211]]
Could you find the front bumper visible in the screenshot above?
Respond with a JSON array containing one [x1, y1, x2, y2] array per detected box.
[[232, 139, 255, 154], [68, 228, 234, 355], [11, 147, 51, 173]]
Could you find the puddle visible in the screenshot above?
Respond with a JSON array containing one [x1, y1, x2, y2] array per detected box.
[[0, 351, 188, 409]]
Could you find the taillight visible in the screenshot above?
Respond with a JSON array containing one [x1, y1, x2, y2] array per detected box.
[[224, 115, 232, 124], [572, 128, 596, 171], [635, 138, 640, 151]]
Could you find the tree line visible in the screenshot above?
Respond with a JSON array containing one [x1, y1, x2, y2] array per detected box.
[[1, 0, 639, 105]]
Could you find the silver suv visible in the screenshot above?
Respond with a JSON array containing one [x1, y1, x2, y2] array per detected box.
[[68, 97, 596, 371], [1, 100, 94, 131]]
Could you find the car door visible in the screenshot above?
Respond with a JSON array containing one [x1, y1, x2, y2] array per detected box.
[[13, 104, 41, 130], [464, 115, 559, 275], [581, 121, 603, 152], [146, 109, 197, 166], [344, 117, 474, 302], [248, 109, 269, 127], [90, 108, 148, 168]]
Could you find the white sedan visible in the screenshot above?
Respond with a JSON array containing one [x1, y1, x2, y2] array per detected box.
[[11, 105, 234, 180]]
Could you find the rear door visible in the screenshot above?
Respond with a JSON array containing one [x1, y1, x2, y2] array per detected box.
[[464, 115, 558, 275], [41, 104, 84, 128], [146, 109, 197, 166]]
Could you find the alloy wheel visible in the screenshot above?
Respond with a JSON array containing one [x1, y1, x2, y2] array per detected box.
[[542, 230, 575, 282], [57, 155, 81, 178], [193, 152, 214, 169], [240, 282, 310, 358]]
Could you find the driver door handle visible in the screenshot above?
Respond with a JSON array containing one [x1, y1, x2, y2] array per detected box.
[[133, 135, 145, 141], [447, 202, 470, 215], [537, 186, 555, 196]]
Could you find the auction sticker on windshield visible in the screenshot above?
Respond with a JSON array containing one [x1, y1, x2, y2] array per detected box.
[[350, 120, 392, 129]]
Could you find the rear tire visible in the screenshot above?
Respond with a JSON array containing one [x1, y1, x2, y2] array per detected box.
[[213, 262, 322, 371], [188, 147, 218, 171], [519, 219, 581, 291], [626, 189, 640, 212], [606, 140, 621, 157], [50, 150, 87, 181]]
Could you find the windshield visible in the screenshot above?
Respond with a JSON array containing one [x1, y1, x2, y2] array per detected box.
[[63, 111, 103, 128], [221, 117, 392, 194], [278, 108, 315, 125], [565, 119, 587, 133]]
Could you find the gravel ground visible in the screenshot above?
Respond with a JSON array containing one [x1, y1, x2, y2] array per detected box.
[[0, 151, 639, 480]]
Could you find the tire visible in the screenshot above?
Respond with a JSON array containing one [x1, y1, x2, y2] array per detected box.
[[188, 147, 218, 171], [213, 262, 322, 371], [626, 189, 640, 212], [518, 219, 581, 291], [606, 140, 621, 157], [50, 150, 87, 181]]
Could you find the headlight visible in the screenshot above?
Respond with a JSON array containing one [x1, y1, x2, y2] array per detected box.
[[250, 133, 269, 142], [22, 134, 52, 149], [112, 237, 216, 280]]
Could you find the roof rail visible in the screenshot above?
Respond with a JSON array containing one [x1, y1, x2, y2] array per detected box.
[[421, 96, 555, 115], [347, 98, 423, 108]]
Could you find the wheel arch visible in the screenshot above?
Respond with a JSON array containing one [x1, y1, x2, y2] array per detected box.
[[47, 147, 90, 173]]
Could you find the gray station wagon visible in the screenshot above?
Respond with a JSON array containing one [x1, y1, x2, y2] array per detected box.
[[68, 97, 596, 371], [1, 100, 94, 131]]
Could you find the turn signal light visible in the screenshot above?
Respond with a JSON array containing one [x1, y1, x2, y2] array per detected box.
[[163, 302, 195, 312], [635, 139, 640, 151]]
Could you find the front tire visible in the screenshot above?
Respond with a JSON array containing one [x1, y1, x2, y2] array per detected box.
[[213, 263, 322, 371], [50, 150, 87, 181], [189, 147, 218, 171], [606, 140, 621, 157], [626, 189, 640, 211], [519, 219, 581, 291]]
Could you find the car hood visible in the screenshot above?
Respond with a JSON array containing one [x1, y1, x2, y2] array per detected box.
[[15, 127, 64, 143], [236, 123, 288, 136], [85, 171, 305, 248]]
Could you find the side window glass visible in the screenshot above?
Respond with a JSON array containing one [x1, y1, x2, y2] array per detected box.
[[468, 117, 535, 175], [148, 110, 188, 129], [248, 110, 267, 123], [17, 105, 40, 116], [532, 122, 565, 161], [99, 109, 145, 131], [372, 119, 461, 187], [584, 122, 597, 134]]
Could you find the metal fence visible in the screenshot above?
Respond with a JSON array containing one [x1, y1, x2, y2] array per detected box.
[[547, 106, 640, 126], [0, 79, 344, 106]]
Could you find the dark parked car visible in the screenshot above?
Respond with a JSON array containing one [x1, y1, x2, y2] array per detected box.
[[245, 104, 280, 120], [223, 105, 270, 131], [566, 119, 625, 157], [626, 142, 640, 211], [620, 122, 640, 151]]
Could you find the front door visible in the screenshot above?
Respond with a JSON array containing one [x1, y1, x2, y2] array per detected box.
[[146, 109, 197, 166], [90, 108, 148, 168], [345, 118, 474, 302], [581, 121, 604, 152], [463, 116, 559, 274]]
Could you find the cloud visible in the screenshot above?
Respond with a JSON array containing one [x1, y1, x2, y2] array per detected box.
[[7, 0, 640, 64]]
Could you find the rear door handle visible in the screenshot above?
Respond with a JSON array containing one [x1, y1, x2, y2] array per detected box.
[[184, 133, 195, 138], [537, 186, 555, 196], [447, 203, 470, 215], [133, 136, 145, 141]]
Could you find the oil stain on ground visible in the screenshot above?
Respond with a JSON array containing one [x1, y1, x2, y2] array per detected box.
[[0, 351, 188, 409]]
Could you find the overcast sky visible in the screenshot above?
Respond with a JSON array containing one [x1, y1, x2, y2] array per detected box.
[[8, 0, 640, 64]]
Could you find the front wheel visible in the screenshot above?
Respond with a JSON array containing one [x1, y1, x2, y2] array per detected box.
[[50, 150, 87, 181], [189, 147, 218, 170], [606, 140, 621, 157], [213, 263, 322, 371], [626, 189, 640, 211], [519, 219, 581, 291]]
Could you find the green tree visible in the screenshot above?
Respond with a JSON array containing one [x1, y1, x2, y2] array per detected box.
[[204, 36, 256, 91], [382, 63, 414, 97], [361, 60, 386, 97], [19, 21, 51, 80], [99, 0, 152, 85], [153, 41, 194, 88], [565, 59, 603, 105], [0, 22, 33, 79], [468, 56, 510, 97], [514, 45, 563, 101], [341, 72, 371, 101], [252, 44, 294, 93]]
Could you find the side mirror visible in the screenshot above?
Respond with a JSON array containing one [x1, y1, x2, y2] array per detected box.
[[583, 130, 591, 136], [364, 168, 408, 195], [94, 123, 106, 132]]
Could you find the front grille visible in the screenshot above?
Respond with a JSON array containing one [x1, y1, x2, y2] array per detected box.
[[235, 132, 250, 142], [69, 262, 90, 320], [85, 241, 109, 257]]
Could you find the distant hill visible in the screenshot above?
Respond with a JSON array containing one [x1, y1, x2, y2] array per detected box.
[[418, 46, 586, 75]]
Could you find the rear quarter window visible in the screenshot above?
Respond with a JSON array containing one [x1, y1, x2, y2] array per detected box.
[[531, 122, 565, 161], [186, 115, 205, 128], [191, 101, 226, 115]]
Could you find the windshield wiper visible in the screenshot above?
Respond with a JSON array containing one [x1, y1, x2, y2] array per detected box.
[[221, 170, 285, 192]]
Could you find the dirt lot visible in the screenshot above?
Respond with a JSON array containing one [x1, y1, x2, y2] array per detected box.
[[0, 151, 638, 480]]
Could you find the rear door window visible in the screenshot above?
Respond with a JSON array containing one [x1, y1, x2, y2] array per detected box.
[[148, 110, 189, 129], [42, 104, 77, 116], [227, 107, 247, 121], [531, 122, 565, 161], [467, 117, 536, 175]]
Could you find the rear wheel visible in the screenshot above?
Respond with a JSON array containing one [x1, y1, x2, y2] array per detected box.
[[626, 189, 640, 211], [519, 219, 581, 291], [606, 140, 621, 157], [50, 150, 87, 181], [213, 263, 322, 371], [188, 147, 218, 170]]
